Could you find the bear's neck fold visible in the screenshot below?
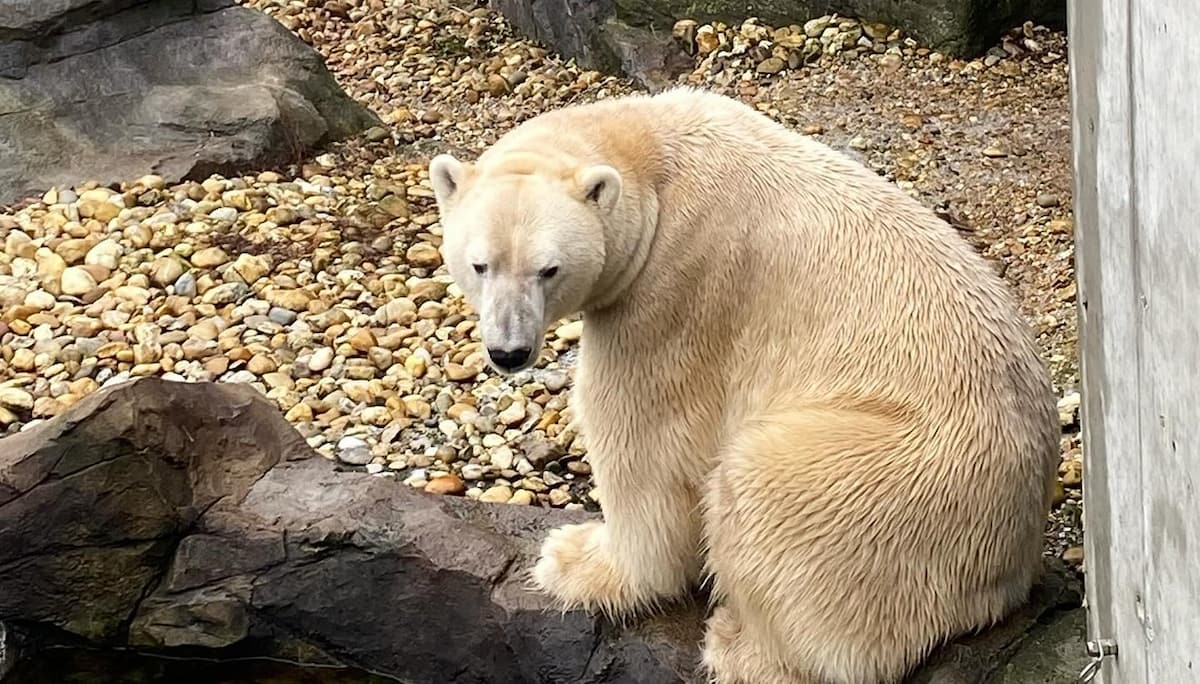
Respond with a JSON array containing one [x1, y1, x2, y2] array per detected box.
[[587, 177, 660, 312]]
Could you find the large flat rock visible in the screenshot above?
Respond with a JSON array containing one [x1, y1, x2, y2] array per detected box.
[[0, 0, 379, 205], [0, 378, 1088, 682]]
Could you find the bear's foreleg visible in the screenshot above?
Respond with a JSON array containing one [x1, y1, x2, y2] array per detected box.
[[530, 446, 703, 619]]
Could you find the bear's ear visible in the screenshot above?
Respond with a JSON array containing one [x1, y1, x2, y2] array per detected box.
[[429, 154, 468, 208], [576, 165, 622, 213]]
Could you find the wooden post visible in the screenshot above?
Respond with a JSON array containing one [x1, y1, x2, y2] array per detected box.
[[1069, 0, 1200, 681]]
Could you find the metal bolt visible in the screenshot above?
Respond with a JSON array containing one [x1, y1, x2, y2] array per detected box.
[[1080, 639, 1118, 683], [1086, 639, 1118, 658]]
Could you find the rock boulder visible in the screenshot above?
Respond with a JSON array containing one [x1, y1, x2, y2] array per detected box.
[[489, 0, 1067, 77], [0, 378, 1088, 682], [0, 0, 380, 205]]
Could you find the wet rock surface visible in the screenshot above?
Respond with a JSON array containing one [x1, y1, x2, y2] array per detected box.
[[0, 378, 699, 683]]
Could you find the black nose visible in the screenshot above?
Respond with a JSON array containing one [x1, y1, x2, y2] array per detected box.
[[488, 347, 532, 370]]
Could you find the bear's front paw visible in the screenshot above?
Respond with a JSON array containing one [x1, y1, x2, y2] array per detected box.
[[531, 521, 633, 616]]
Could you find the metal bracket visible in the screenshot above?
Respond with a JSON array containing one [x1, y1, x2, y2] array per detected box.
[[1078, 638, 1119, 682]]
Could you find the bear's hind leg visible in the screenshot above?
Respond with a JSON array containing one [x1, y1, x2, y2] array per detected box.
[[700, 403, 1005, 684]]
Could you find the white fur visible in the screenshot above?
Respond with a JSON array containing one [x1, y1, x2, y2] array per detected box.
[[429, 86, 1060, 684]]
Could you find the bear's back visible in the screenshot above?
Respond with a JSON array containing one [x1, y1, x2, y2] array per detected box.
[[545, 89, 1055, 449]]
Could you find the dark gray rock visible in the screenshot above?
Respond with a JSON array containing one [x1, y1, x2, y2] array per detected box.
[[995, 609, 1089, 683], [489, 0, 622, 74], [0, 378, 699, 682], [489, 0, 1067, 70], [486, 0, 693, 92], [0, 0, 380, 205], [600, 19, 696, 93], [907, 571, 1088, 683], [0, 378, 1086, 683]]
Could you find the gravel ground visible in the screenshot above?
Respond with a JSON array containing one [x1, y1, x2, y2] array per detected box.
[[0, 1, 1082, 562]]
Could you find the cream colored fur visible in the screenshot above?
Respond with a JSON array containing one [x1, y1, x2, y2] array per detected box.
[[427, 86, 1060, 684]]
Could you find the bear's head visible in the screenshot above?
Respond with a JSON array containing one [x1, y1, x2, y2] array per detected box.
[[428, 151, 623, 374]]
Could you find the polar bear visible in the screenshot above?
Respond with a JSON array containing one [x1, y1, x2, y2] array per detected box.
[[427, 86, 1059, 684]]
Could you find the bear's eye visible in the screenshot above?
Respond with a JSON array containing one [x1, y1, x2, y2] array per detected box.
[[539, 266, 559, 280], [472, 263, 488, 275]]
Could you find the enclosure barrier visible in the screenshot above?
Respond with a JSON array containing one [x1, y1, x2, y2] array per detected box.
[[1069, 0, 1200, 681]]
